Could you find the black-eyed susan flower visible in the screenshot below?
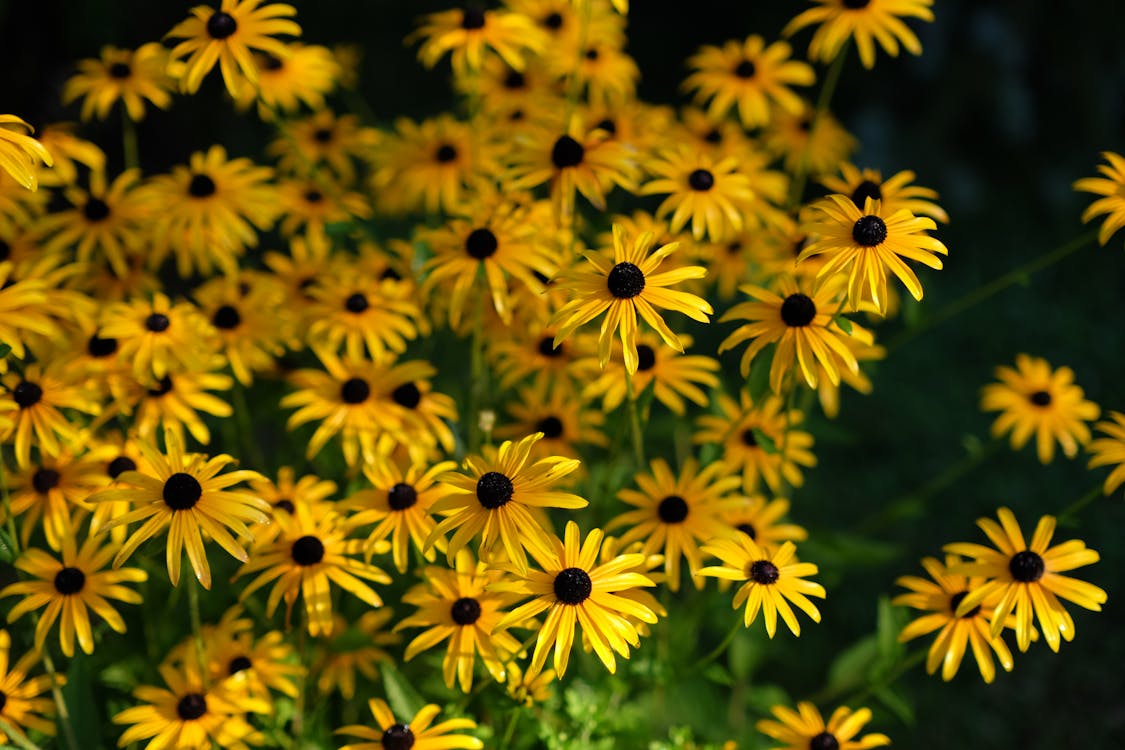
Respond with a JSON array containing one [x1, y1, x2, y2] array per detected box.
[[551, 224, 712, 374], [784, 0, 935, 69], [764, 107, 856, 177], [99, 293, 219, 383], [397, 550, 525, 692], [166, 0, 301, 96], [236, 501, 391, 637], [277, 177, 371, 237], [1, 530, 147, 657], [269, 110, 378, 185], [0, 630, 56, 745], [427, 433, 586, 575], [492, 521, 658, 676], [1074, 149, 1125, 249], [2, 451, 105, 551], [247, 466, 336, 548], [130, 369, 233, 447], [336, 698, 483, 750], [21, 123, 102, 191], [193, 276, 291, 386], [506, 661, 555, 707], [304, 266, 423, 364], [410, 6, 546, 77], [0, 264, 61, 360], [609, 458, 742, 591], [555, 40, 640, 108], [683, 35, 814, 128], [757, 702, 889, 750], [1088, 411, 1125, 495], [945, 507, 1107, 653], [721, 495, 808, 554], [314, 610, 400, 699], [62, 43, 176, 122], [496, 378, 607, 462], [700, 537, 825, 637], [0, 116, 53, 191], [894, 555, 1016, 683], [821, 163, 949, 223], [640, 145, 756, 243], [981, 354, 1100, 464], [232, 44, 340, 118], [0, 365, 100, 468], [381, 369, 460, 461], [799, 195, 948, 314], [89, 431, 269, 589]]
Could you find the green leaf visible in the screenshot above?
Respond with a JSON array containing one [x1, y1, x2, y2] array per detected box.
[[826, 635, 879, 695], [380, 662, 426, 720], [834, 316, 854, 334], [875, 685, 916, 725], [876, 596, 904, 661], [746, 343, 774, 400], [752, 429, 778, 454], [702, 663, 733, 686], [0, 528, 16, 564], [0, 342, 11, 359]]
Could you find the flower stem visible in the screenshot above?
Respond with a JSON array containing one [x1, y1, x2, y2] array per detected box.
[[690, 617, 743, 672], [468, 290, 487, 454], [0, 457, 21, 558], [498, 707, 521, 750], [186, 569, 209, 688], [292, 608, 309, 740], [625, 370, 646, 467], [231, 381, 264, 470], [121, 109, 139, 172], [0, 718, 43, 750], [788, 43, 849, 209], [844, 647, 927, 707], [40, 644, 78, 750], [1056, 483, 1103, 525], [885, 229, 1096, 354]]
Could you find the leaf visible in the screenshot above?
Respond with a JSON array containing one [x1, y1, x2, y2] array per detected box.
[[752, 429, 778, 454], [834, 315, 854, 334], [746, 344, 774, 400], [876, 596, 904, 661], [0, 342, 11, 359], [380, 662, 426, 720], [875, 685, 916, 725], [826, 635, 879, 695], [702, 663, 733, 686], [0, 528, 16, 564]]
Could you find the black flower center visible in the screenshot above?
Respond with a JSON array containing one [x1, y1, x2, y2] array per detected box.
[[435, 144, 458, 163], [291, 535, 326, 566], [1029, 390, 1051, 407], [503, 70, 526, 89], [163, 472, 202, 511], [461, 7, 486, 29], [392, 382, 422, 409], [554, 567, 593, 604], [0, 240, 9, 260], [842, 0, 871, 7], [476, 471, 514, 509], [87, 333, 118, 358], [949, 590, 980, 619], [740, 429, 758, 447], [340, 377, 371, 404], [544, 12, 564, 29], [13, 381, 43, 408], [304, 189, 323, 203], [850, 179, 883, 208], [704, 128, 722, 144], [381, 267, 402, 281], [658, 495, 689, 524], [451, 596, 482, 625], [83, 197, 110, 222], [148, 376, 174, 397], [1008, 550, 1045, 582], [228, 656, 252, 675], [176, 693, 208, 721], [32, 469, 59, 494], [735, 59, 756, 78], [53, 566, 86, 594], [688, 168, 715, 191], [345, 293, 369, 313], [108, 61, 131, 79], [749, 559, 780, 584], [606, 262, 645, 299], [211, 304, 241, 330], [780, 293, 817, 327], [273, 499, 295, 514], [538, 336, 563, 358], [584, 47, 599, 61], [387, 482, 418, 511], [465, 228, 499, 259], [595, 118, 616, 135], [108, 456, 137, 479], [188, 173, 216, 197], [536, 416, 564, 439], [382, 724, 415, 750], [809, 732, 839, 750], [851, 215, 887, 246], [313, 128, 333, 143], [145, 313, 170, 332], [206, 11, 238, 39], [0, 690, 7, 712], [636, 344, 657, 371], [551, 135, 585, 169], [737, 522, 757, 540], [260, 53, 284, 71]]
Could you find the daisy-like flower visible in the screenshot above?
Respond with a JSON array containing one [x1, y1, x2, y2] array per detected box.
[[247, 466, 336, 548], [721, 495, 809, 554], [821, 163, 949, 223], [276, 178, 371, 237], [336, 698, 482, 750], [236, 501, 391, 637], [609, 458, 742, 591], [193, 276, 291, 386], [3, 451, 105, 551], [396, 550, 525, 693], [0, 116, 53, 191], [233, 44, 340, 118], [426, 433, 586, 575], [1073, 150, 1125, 248], [0, 365, 100, 469], [550, 224, 712, 374], [798, 195, 948, 314], [579, 333, 721, 415], [314, 610, 401, 699], [493, 521, 658, 676], [683, 35, 814, 128], [944, 507, 1107, 653], [0, 530, 147, 657], [757, 702, 889, 750], [764, 107, 856, 177], [130, 369, 234, 447], [166, 0, 301, 96], [410, 6, 546, 78], [88, 431, 269, 589], [0, 264, 60, 360], [1088, 411, 1125, 495], [0, 630, 56, 745], [269, 110, 378, 185], [62, 43, 176, 121], [98, 292, 219, 383], [496, 378, 608, 461], [640, 144, 756, 242], [894, 555, 1016, 683], [784, 0, 935, 70], [980, 354, 1100, 464], [719, 275, 871, 393]]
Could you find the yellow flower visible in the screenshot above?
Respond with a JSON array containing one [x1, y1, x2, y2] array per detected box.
[[130, 369, 234, 447], [2, 451, 105, 552], [820, 163, 949, 223], [314, 610, 401, 699], [98, 292, 219, 383], [336, 699, 483, 750], [1088, 411, 1125, 495], [0, 364, 100, 469], [193, 275, 292, 386], [784, 0, 935, 69], [0, 116, 53, 191], [0, 263, 60, 360], [763, 107, 856, 177], [0, 630, 57, 745], [233, 44, 340, 118], [268, 110, 378, 185], [720, 496, 809, 555], [62, 43, 176, 121], [410, 6, 546, 77], [1073, 150, 1125, 247], [757, 702, 889, 750]]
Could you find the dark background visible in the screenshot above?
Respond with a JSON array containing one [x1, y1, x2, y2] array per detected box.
[[4, 1, 1125, 747]]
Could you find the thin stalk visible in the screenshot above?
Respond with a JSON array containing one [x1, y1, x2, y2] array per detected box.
[[1056, 483, 1103, 525], [690, 617, 743, 672], [498, 708, 521, 750], [0, 458, 20, 558], [292, 609, 309, 739], [844, 647, 927, 707], [468, 289, 487, 454], [40, 645, 78, 750], [0, 718, 43, 750], [625, 370, 645, 467], [186, 569, 209, 689], [788, 43, 849, 209], [231, 381, 264, 470], [121, 109, 139, 171]]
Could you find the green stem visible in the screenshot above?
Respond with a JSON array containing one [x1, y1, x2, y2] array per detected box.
[[121, 109, 139, 172], [844, 648, 927, 707], [231, 382, 264, 471], [292, 609, 309, 740], [498, 708, 521, 750], [186, 569, 209, 688], [0, 458, 21, 558], [886, 230, 1096, 354], [690, 617, 743, 672], [625, 370, 645, 467], [40, 645, 78, 750], [788, 43, 849, 209], [468, 289, 487, 454], [0, 718, 43, 750], [1056, 483, 1103, 525]]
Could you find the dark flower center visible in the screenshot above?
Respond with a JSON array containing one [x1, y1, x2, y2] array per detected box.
[[32, 469, 59, 494], [176, 693, 208, 721], [852, 215, 888, 246], [228, 656, 252, 674], [737, 522, 757, 540], [740, 429, 758, 447], [842, 0, 871, 7], [83, 197, 111, 222], [108, 61, 131, 79], [735, 59, 756, 78], [145, 313, 170, 332], [387, 482, 418, 511], [147, 376, 174, 397], [780, 293, 817, 327], [381, 267, 403, 281], [13, 382, 43, 408], [1008, 550, 1045, 582], [551, 135, 585, 169], [544, 12, 564, 29], [606, 262, 645, 299], [554, 567, 593, 604], [584, 47, 600, 61], [435, 144, 458, 163], [291, 535, 326, 566], [392, 382, 422, 409], [688, 168, 715, 191], [163, 472, 202, 511], [465, 228, 499, 259], [658, 495, 689, 524], [636, 344, 656, 371], [188, 173, 216, 197], [273, 499, 295, 514], [0, 690, 6, 712], [304, 189, 323, 203], [87, 333, 118, 358], [53, 567, 86, 594], [850, 179, 883, 208], [345, 293, 369, 313], [260, 53, 284, 71], [476, 471, 514, 509], [206, 11, 238, 39], [503, 70, 526, 89], [461, 7, 486, 29], [595, 118, 616, 135], [536, 416, 564, 439], [211, 305, 241, 330], [750, 560, 780, 584], [451, 596, 482, 625], [949, 590, 980, 619], [340, 377, 371, 404], [0, 240, 9, 260], [1029, 390, 1051, 407], [382, 724, 415, 750], [704, 128, 722, 144], [107, 456, 136, 479], [809, 732, 840, 750], [538, 336, 563, 358], [313, 128, 333, 143]]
